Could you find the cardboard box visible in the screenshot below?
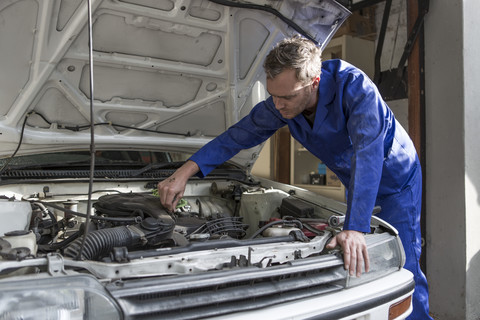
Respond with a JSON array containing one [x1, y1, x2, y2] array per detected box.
[[334, 7, 376, 40], [326, 168, 342, 187]]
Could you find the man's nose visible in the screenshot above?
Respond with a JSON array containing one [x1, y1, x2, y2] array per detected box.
[[273, 97, 284, 109]]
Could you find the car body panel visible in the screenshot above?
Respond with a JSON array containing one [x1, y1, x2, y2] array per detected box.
[[0, 0, 349, 171]]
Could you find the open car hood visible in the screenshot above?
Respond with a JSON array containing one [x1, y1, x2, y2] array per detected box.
[[0, 0, 349, 172]]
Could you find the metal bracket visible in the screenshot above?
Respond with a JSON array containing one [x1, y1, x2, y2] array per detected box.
[[47, 253, 67, 276]]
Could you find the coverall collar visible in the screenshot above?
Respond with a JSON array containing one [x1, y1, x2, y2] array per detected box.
[[301, 71, 336, 130]]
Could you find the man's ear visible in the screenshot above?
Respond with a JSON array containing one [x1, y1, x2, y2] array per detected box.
[[312, 76, 320, 89]]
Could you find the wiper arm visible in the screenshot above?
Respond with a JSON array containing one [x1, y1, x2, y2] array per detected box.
[[132, 161, 185, 177]]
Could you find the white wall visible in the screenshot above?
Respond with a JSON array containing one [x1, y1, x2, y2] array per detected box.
[[424, 0, 480, 319], [462, 0, 480, 318]]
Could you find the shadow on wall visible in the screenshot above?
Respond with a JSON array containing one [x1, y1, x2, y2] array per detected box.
[[467, 166, 480, 318], [467, 249, 480, 319]]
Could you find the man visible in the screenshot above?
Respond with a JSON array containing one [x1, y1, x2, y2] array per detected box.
[[158, 35, 432, 320]]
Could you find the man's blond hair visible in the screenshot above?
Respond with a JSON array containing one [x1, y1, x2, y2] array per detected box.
[[263, 35, 322, 84]]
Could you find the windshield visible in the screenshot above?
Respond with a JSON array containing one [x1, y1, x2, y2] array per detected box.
[[0, 150, 192, 170]]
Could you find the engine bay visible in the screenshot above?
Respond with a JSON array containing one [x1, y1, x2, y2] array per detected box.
[[0, 179, 344, 267]]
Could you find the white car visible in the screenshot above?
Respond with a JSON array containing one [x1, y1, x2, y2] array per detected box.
[[0, 0, 413, 319]]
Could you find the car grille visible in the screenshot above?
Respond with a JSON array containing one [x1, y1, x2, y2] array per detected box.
[[106, 255, 346, 320]]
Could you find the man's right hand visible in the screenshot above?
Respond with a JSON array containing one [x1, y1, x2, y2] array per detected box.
[[326, 230, 370, 277], [157, 160, 199, 212]]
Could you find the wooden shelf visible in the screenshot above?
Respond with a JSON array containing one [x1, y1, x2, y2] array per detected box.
[[290, 138, 346, 202]]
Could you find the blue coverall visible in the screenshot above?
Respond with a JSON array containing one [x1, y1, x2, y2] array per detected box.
[[189, 59, 432, 319]]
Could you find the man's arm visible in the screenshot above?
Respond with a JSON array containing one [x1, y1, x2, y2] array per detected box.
[[189, 99, 286, 178], [326, 65, 388, 276], [157, 160, 199, 212], [158, 99, 285, 210]]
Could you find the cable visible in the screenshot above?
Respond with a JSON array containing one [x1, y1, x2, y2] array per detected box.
[[37, 229, 82, 252], [77, 0, 96, 260], [32, 202, 61, 235], [208, 0, 318, 45], [26, 110, 191, 136], [0, 112, 32, 175], [34, 200, 140, 223]]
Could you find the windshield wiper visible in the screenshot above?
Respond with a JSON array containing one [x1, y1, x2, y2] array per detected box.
[[132, 162, 185, 177]]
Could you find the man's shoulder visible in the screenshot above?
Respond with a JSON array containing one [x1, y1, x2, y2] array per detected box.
[[321, 59, 371, 89], [322, 59, 362, 75]]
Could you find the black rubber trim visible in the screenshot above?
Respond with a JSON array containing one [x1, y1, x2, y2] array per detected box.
[[208, 0, 318, 44], [305, 278, 415, 320]]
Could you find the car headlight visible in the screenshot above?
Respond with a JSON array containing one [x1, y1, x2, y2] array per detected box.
[[348, 232, 406, 287], [0, 274, 122, 320]]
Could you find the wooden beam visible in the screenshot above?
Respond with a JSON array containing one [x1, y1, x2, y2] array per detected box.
[[407, 0, 425, 161], [407, 0, 427, 273], [273, 127, 291, 184]]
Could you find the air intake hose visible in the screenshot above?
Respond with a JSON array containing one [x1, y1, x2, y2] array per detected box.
[[64, 217, 174, 261]]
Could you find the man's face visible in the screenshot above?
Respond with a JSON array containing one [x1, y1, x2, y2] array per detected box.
[[266, 69, 318, 119]]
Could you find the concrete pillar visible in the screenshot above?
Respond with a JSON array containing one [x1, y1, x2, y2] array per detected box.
[[424, 0, 480, 319]]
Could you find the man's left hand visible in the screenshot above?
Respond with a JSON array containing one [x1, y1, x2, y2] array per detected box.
[[326, 230, 370, 277]]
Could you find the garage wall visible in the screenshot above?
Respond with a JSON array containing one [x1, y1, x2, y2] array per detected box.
[[424, 0, 480, 319], [463, 0, 480, 318]]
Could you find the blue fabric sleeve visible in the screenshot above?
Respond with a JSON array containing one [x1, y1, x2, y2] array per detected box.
[[189, 99, 286, 178], [341, 72, 392, 233]]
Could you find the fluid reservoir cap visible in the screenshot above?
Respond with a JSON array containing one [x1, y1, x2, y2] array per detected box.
[[4, 230, 29, 237], [141, 217, 161, 231]]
